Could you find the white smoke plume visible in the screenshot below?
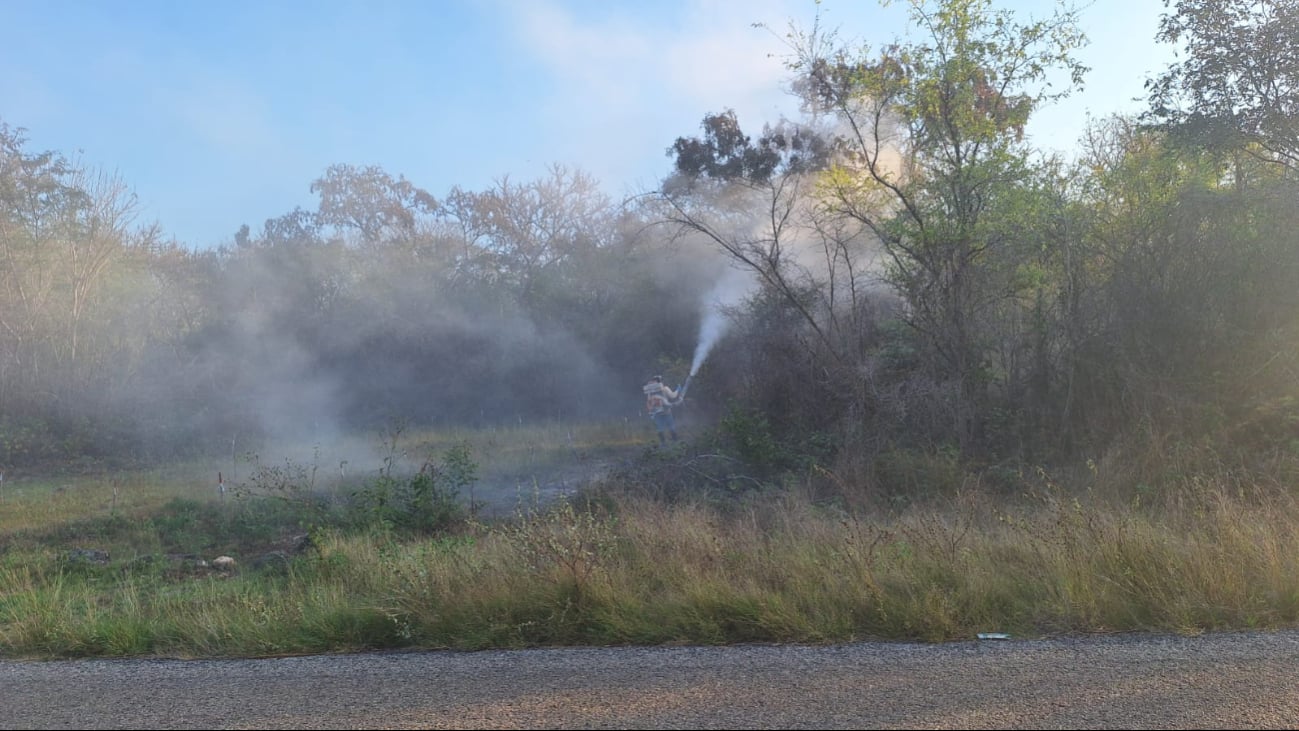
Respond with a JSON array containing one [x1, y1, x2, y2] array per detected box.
[[691, 265, 754, 377]]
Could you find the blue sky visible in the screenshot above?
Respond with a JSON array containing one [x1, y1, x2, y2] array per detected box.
[[1, 0, 1177, 249]]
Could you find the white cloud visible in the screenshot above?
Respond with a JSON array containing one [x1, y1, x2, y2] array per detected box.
[[512, 2, 656, 110], [507, 0, 810, 191], [662, 1, 799, 107]]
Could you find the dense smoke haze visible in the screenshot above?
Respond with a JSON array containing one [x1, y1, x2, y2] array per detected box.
[[0, 129, 746, 471]]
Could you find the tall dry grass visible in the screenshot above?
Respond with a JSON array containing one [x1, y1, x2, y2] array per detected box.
[[5, 426, 1299, 659]]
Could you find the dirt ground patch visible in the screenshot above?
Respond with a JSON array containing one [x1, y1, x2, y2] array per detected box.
[[465, 458, 620, 519]]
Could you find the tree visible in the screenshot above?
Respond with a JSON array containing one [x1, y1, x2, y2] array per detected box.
[[785, 0, 1087, 447], [1073, 114, 1299, 446], [0, 123, 143, 414], [442, 165, 613, 306], [662, 107, 899, 449], [0, 123, 78, 404], [667, 110, 830, 185], [1147, 0, 1299, 172], [310, 164, 438, 244]]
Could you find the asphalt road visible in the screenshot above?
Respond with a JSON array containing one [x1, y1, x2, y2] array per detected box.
[[4, 630, 1299, 729]]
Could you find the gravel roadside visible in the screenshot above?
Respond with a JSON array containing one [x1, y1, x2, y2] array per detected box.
[[4, 630, 1299, 729]]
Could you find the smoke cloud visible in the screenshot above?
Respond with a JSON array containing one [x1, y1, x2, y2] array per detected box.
[[691, 265, 754, 377]]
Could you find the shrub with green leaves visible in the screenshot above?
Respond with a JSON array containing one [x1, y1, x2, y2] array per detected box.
[[350, 443, 476, 534]]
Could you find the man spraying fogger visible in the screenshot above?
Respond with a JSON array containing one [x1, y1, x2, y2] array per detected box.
[[642, 374, 687, 446]]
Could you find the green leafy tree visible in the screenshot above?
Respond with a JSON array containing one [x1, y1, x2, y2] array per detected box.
[[1147, 0, 1299, 172], [786, 0, 1088, 447], [668, 110, 830, 184], [1073, 114, 1299, 446]]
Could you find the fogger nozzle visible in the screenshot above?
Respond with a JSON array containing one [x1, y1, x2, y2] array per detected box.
[[678, 375, 692, 401]]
